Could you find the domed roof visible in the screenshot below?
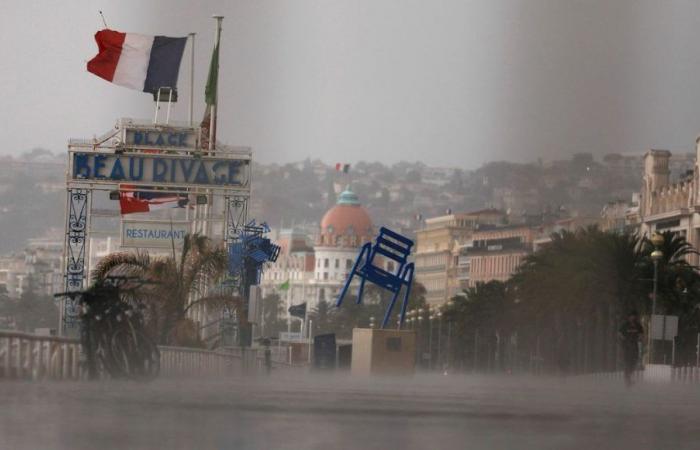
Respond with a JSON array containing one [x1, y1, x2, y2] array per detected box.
[[337, 189, 360, 206], [319, 187, 373, 246]]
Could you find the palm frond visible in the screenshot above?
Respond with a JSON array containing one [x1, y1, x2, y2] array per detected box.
[[92, 251, 152, 284]]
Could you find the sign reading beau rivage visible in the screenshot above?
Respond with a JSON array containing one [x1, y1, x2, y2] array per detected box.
[[72, 153, 248, 187], [69, 126, 249, 188]]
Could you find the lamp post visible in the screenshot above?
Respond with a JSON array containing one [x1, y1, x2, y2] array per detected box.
[[429, 313, 435, 370], [417, 312, 424, 367], [437, 311, 443, 370], [649, 232, 664, 364], [446, 298, 455, 370]]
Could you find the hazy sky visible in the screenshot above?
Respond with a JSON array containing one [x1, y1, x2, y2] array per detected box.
[[3, 1, 700, 168]]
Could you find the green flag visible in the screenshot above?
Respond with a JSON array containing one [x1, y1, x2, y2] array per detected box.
[[200, 40, 219, 150], [204, 42, 219, 106], [278, 280, 290, 291]]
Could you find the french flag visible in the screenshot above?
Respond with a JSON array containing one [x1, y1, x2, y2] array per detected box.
[[87, 29, 187, 94], [119, 186, 189, 215]]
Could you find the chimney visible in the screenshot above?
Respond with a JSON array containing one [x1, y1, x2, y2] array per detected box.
[[643, 149, 671, 192]]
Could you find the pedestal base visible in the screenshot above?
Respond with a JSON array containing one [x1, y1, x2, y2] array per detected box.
[[351, 328, 416, 376]]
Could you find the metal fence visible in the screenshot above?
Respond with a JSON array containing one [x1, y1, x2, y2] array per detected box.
[[1, 331, 295, 381], [159, 346, 244, 377], [582, 365, 700, 384]]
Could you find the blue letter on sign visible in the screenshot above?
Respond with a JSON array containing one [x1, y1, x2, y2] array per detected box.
[[110, 158, 126, 180], [153, 159, 168, 182], [73, 154, 91, 178], [94, 155, 107, 178]]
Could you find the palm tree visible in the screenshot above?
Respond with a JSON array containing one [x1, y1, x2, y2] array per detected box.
[[308, 299, 333, 336], [642, 231, 700, 314], [92, 233, 237, 346]]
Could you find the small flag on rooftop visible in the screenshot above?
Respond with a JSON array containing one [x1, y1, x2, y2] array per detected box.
[[335, 163, 350, 173], [200, 28, 220, 151]]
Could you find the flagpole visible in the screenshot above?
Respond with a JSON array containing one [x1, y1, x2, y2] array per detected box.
[[210, 15, 223, 151], [188, 32, 195, 126], [287, 283, 292, 334]]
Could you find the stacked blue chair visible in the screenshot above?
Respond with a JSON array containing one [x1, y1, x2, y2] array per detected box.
[[336, 227, 415, 328], [228, 220, 281, 291]]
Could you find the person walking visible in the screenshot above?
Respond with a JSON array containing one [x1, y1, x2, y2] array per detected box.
[[618, 311, 644, 387], [262, 338, 272, 376]]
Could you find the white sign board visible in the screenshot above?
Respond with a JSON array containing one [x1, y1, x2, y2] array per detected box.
[[279, 332, 303, 342], [124, 127, 198, 149], [651, 314, 678, 341], [121, 221, 189, 248]]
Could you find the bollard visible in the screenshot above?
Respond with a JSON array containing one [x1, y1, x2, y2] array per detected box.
[[3, 338, 10, 378], [15, 338, 22, 378]]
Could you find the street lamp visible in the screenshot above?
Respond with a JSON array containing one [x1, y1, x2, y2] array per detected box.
[[436, 311, 443, 369], [429, 314, 435, 369], [649, 232, 664, 364]]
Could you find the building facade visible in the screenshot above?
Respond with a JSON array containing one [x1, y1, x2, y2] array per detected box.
[[260, 187, 383, 319], [638, 144, 700, 265], [0, 231, 63, 299], [458, 225, 536, 289], [414, 210, 506, 305]]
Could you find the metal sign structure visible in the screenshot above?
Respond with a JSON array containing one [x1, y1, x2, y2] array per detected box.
[[61, 118, 252, 333], [651, 314, 679, 341]]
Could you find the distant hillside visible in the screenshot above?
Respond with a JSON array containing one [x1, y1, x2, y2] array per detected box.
[[0, 150, 674, 253], [0, 150, 65, 253]]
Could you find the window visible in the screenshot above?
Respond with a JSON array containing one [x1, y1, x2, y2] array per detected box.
[[335, 259, 340, 269], [324, 272, 329, 280], [324, 258, 329, 268], [346, 259, 353, 269]]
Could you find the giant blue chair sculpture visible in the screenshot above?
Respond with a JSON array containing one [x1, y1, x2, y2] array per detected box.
[[336, 227, 415, 329]]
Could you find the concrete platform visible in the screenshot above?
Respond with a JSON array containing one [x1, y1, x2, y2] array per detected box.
[[351, 328, 416, 375]]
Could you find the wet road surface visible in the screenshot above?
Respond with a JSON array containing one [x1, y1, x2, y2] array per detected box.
[[1, 373, 699, 450]]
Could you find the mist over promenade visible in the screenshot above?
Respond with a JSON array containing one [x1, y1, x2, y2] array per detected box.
[[2, 373, 699, 450]]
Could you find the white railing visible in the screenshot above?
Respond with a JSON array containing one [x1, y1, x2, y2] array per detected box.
[[671, 365, 700, 383], [1, 330, 295, 380], [580, 365, 700, 384], [0, 330, 82, 380], [158, 346, 244, 377]]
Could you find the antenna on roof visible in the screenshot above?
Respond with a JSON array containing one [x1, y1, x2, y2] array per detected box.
[[98, 10, 108, 28]]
